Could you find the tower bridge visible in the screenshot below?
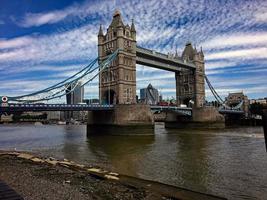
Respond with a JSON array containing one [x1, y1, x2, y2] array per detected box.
[[98, 10, 205, 108], [0, 10, 245, 129]]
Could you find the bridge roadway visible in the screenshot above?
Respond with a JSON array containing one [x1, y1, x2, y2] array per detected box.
[[0, 103, 193, 116], [136, 46, 196, 72], [1, 103, 245, 117], [0, 103, 114, 112]]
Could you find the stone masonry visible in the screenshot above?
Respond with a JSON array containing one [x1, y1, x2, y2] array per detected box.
[[98, 10, 136, 105]]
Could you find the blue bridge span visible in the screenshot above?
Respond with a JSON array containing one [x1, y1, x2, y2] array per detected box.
[[0, 103, 193, 116]]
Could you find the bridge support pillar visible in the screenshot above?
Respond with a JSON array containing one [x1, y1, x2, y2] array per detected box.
[[87, 104, 154, 135], [165, 107, 225, 129]]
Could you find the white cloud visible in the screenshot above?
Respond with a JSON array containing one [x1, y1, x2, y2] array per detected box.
[[21, 12, 69, 27], [1, 0, 267, 100], [206, 47, 267, 60], [254, 12, 267, 23], [206, 66, 267, 75], [202, 32, 267, 50], [205, 61, 237, 70], [0, 24, 98, 65], [18, 0, 112, 27], [206, 86, 267, 99], [0, 36, 33, 49]]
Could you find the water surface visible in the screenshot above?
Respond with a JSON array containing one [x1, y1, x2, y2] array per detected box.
[[0, 123, 266, 200]]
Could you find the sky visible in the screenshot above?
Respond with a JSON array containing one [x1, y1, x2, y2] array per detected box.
[[0, 0, 267, 102]]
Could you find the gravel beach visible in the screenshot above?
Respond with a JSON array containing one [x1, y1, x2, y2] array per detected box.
[[0, 152, 226, 200], [0, 153, 152, 200]]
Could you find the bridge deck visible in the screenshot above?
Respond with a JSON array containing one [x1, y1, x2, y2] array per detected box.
[[0, 103, 114, 112], [136, 46, 196, 72], [1, 104, 193, 116]]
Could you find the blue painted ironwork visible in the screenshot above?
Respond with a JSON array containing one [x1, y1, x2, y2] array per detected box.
[[4, 49, 120, 103], [0, 103, 114, 112]]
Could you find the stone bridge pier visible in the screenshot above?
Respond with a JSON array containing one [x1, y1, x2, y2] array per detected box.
[[87, 104, 154, 135], [164, 107, 225, 129]]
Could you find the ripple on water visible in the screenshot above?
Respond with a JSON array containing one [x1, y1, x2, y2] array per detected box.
[[0, 124, 266, 200]]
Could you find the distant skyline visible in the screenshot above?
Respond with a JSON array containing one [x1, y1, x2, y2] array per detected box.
[[0, 0, 267, 102]]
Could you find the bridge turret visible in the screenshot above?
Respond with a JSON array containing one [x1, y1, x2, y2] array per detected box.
[[98, 24, 103, 37], [98, 10, 137, 105], [192, 46, 205, 108], [182, 42, 196, 61], [176, 42, 205, 108], [174, 49, 179, 59], [98, 24, 104, 59], [131, 19, 136, 40]]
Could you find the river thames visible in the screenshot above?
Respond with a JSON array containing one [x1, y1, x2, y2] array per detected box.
[[0, 123, 266, 200]]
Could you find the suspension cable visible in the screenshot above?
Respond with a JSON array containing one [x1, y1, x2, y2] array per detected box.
[[10, 49, 120, 103]]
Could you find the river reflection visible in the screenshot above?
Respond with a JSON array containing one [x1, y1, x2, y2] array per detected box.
[[87, 135, 155, 177], [0, 123, 266, 200]]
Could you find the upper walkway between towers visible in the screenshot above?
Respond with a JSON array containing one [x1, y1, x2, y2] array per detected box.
[[136, 46, 196, 72]]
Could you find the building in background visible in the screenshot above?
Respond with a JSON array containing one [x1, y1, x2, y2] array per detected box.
[[65, 81, 84, 120], [225, 92, 249, 116], [249, 98, 267, 105], [84, 99, 100, 104], [66, 81, 84, 104], [140, 84, 159, 105]]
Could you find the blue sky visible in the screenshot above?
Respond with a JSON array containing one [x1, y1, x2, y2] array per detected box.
[[0, 0, 267, 102]]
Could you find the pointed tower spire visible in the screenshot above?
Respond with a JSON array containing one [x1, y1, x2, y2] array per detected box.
[[110, 9, 124, 28], [131, 19, 136, 32], [98, 24, 103, 36], [182, 41, 195, 60], [175, 49, 179, 58], [200, 46, 204, 57]]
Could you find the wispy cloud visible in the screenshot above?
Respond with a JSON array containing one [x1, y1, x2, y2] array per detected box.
[[0, 24, 98, 65], [1, 0, 267, 101], [202, 32, 267, 50], [20, 11, 71, 27], [0, 36, 32, 49], [206, 47, 267, 60], [17, 0, 112, 28]]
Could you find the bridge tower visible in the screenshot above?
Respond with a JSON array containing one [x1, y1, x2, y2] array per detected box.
[[175, 42, 205, 108], [98, 10, 136, 105]]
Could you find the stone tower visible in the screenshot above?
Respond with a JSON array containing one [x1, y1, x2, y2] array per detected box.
[[98, 10, 136, 104], [175, 42, 205, 108]]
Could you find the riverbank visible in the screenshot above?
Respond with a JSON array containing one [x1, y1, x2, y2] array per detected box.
[[0, 151, 226, 200]]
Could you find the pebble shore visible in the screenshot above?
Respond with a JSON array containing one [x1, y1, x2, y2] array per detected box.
[[0, 151, 226, 200]]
